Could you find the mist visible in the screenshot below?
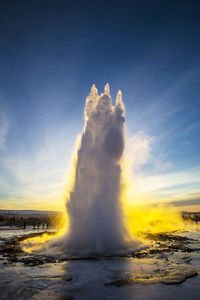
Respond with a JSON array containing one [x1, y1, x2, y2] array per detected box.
[[57, 84, 135, 255]]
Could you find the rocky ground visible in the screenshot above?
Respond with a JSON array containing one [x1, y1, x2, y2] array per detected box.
[[0, 229, 200, 300]]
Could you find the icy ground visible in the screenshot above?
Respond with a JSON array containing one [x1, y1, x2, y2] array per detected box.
[[0, 230, 200, 300]]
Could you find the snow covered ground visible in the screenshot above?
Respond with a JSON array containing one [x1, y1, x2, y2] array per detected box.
[[0, 230, 200, 300]]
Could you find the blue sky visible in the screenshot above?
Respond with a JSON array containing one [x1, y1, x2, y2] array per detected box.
[[0, 0, 200, 211]]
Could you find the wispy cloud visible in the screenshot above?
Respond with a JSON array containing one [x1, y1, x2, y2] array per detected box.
[[169, 197, 200, 208], [128, 62, 200, 137], [154, 153, 172, 171], [131, 167, 200, 201], [0, 110, 9, 149], [0, 125, 77, 210], [125, 130, 200, 208]]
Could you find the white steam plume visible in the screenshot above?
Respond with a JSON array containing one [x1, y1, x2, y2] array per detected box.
[[60, 84, 134, 255]]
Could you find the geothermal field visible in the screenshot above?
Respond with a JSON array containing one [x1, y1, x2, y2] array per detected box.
[[0, 86, 200, 300]]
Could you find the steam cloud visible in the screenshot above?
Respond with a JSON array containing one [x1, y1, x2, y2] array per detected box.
[[59, 84, 133, 255]]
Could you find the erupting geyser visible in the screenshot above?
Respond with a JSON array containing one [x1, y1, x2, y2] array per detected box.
[[61, 84, 134, 255]]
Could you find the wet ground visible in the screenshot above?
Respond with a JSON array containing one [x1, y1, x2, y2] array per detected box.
[[0, 229, 200, 300]]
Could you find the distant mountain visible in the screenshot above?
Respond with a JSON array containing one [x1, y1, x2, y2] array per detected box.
[[0, 209, 63, 216]]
